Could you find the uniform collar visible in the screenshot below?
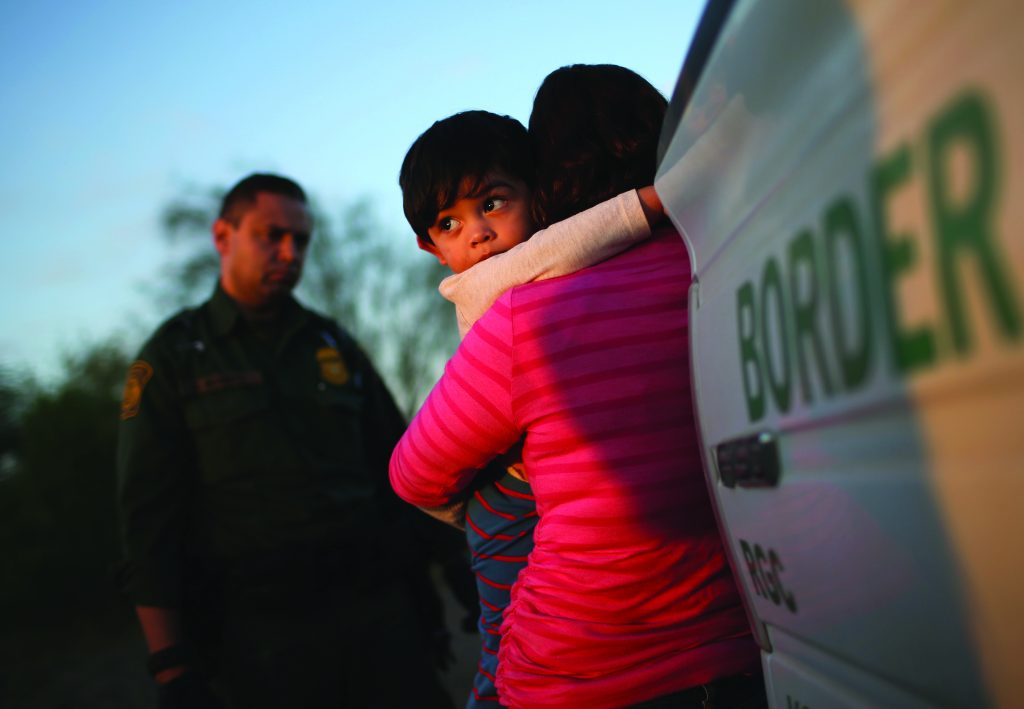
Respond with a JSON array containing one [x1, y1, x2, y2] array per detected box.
[[208, 282, 308, 338]]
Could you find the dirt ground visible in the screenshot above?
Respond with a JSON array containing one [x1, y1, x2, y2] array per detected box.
[[2, 581, 480, 709]]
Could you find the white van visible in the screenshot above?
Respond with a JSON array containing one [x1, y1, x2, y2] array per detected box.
[[656, 1, 1024, 706]]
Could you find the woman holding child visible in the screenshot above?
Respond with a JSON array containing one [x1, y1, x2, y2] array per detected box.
[[392, 65, 765, 708]]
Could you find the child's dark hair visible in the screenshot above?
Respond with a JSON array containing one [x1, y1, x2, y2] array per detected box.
[[400, 110, 535, 245], [529, 64, 667, 227]]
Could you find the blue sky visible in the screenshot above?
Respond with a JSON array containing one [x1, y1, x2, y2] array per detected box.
[[0, 0, 702, 380]]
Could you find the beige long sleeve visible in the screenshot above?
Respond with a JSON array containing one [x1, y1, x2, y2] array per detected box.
[[438, 189, 651, 337]]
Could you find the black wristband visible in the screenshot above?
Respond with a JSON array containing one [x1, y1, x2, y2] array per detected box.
[[147, 644, 192, 677]]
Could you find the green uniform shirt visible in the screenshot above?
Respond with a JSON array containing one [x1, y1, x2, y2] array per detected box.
[[116, 284, 410, 607]]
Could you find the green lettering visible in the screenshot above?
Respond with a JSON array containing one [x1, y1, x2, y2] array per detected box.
[[739, 539, 766, 598], [927, 90, 1021, 354], [788, 229, 835, 404], [769, 548, 798, 613], [824, 197, 874, 390], [872, 143, 937, 372], [755, 543, 781, 605], [737, 282, 765, 422], [760, 257, 792, 413]]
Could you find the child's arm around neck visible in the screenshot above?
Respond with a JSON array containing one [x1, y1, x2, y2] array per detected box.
[[440, 187, 661, 337]]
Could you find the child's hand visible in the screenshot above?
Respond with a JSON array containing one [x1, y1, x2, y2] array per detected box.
[[494, 438, 527, 481], [506, 461, 527, 481], [637, 185, 664, 228]]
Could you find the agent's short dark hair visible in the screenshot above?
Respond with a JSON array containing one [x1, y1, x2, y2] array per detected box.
[[218, 173, 308, 225], [529, 64, 667, 227], [399, 111, 535, 245]]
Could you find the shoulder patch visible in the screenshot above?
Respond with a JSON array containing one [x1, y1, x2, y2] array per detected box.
[[120, 360, 154, 420], [316, 347, 350, 386]]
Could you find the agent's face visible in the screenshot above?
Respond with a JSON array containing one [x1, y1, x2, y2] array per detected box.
[[213, 192, 312, 307], [423, 172, 534, 274]]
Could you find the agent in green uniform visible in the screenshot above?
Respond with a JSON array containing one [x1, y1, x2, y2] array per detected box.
[[117, 173, 458, 709]]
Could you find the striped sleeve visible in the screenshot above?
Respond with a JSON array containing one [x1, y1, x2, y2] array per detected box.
[[390, 296, 520, 508]]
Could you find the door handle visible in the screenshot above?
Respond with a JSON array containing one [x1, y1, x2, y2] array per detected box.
[[715, 432, 780, 488]]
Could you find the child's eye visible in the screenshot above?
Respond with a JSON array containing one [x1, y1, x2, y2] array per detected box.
[[438, 216, 460, 232], [483, 197, 507, 213]]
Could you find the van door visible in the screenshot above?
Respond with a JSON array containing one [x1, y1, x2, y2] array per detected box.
[[656, 1, 1024, 706]]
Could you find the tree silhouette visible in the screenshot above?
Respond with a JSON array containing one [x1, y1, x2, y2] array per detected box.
[[0, 341, 129, 623]]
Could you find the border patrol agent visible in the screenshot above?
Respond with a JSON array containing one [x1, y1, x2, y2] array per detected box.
[[116, 173, 456, 709]]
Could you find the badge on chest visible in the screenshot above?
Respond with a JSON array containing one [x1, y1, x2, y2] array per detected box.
[[316, 347, 350, 386], [120, 360, 154, 420]]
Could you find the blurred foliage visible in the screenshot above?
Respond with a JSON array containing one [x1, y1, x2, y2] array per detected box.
[[0, 368, 28, 479], [156, 186, 458, 416], [0, 341, 131, 627]]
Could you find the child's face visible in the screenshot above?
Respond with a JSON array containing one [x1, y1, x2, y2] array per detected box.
[[423, 172, 534, 274]]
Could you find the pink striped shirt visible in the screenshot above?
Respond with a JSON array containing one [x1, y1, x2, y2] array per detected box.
[[390, 228, 758, 708]]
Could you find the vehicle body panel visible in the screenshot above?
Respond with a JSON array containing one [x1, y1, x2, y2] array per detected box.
[[656, 1, 1024, 705]]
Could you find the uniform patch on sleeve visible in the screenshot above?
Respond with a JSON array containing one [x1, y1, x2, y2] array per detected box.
[[120, 360, 154, 420], [316, 347, 349, 386]]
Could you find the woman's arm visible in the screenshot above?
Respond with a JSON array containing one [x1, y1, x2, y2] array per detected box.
[[390, 295, 521, 507], [440, 188, 662, 337]]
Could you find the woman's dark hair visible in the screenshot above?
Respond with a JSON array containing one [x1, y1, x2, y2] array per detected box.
[[529, 64, 667, 227]]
